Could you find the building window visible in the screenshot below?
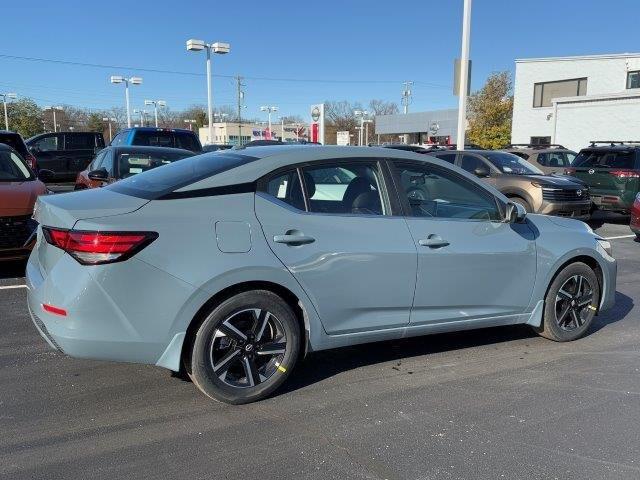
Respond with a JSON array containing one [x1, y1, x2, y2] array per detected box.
[[530, 136, 551, 145], [533, 78, 587, 107], [627, 71, 640, 89]]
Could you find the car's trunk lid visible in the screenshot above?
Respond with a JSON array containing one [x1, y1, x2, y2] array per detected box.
[[33, 188, 149, 273]]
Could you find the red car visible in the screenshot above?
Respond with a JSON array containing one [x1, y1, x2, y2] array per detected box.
[[0, 144, 52, 261], [631, 193, 640, 240]]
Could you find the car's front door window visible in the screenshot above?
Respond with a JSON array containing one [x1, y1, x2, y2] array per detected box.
[[393, 162, 501, 221]]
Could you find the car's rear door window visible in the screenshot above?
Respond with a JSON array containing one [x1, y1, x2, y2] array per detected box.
[[262, 169, 305, 210], [0, 151, 33, 181], [65, 134, 95, 150], [573, 150, 637, 169], [300, 162, 387, 215]]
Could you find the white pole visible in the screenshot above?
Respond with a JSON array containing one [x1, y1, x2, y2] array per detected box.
[[456, 0, 472, 151], [108, 121, 112, 141], [154, 104, 158, 127], [53, 109, 58, 133], [281, 118, 285, 142], [268, 111, 272, 133], [2, 97, 8, 130], [125, 81, 131, 128], [206, 47, 213, 145]]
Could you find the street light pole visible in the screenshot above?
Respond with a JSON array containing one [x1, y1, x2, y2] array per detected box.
[[353, 110, 368, 146], [110, 76, 143, 128], [260, 106, 278, 138], [145, 100, 166, 127], [456, 0, 472, 151], [44, 106, 62, 133], [186, 39, 230, 145], [1, 93, 17, 130], [102, 117, 116, 141]]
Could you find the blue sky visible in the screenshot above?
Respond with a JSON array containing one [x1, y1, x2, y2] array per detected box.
[[2, 0, 639, 120]]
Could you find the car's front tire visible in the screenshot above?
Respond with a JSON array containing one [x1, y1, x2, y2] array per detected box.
[[190, 290, 300, 404], [535, 262, 600, 342]]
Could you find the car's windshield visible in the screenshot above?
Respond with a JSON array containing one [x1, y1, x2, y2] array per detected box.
[[484, 152, 544, 175], [0, 150, 33, 181], [117, 150, 194, 178], [573, 150, 637, 169]]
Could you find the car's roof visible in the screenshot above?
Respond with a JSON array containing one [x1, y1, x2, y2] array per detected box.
[[110, 145, 193, 154], [175, 145, 477, 194], [125, 127, 195, 134], [0, 130, 20, 136], [0, 143, 14, 150]]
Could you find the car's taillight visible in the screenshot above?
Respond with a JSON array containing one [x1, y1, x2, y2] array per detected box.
[[564, 167, 576, 175], [25, 153, 38, 170], [42, 227, 158, 265], [609, 170, 640, 178]]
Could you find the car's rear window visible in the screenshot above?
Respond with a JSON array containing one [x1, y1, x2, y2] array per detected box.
[[107, 152, 258, 200], [117, 150, 194, 179], [132, 130, 202, 152], [0, 150, 33, 181], [573, 150, 637, 169], [0, 134, 28, 156]]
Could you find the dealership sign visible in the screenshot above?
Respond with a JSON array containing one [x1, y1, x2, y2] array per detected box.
[[336, 131, 350, 146], [310, 103, 325, 144]]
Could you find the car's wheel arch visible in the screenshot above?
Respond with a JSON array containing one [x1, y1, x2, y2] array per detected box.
[[502, 188, 535, 209], [544, 254, 604, 310], [179, 280, 313, 377]]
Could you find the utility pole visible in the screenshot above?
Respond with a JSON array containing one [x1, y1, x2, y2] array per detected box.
[[236, 75, 245, 146], [401, 81, 413, 114], [456, 0, 472, 150]]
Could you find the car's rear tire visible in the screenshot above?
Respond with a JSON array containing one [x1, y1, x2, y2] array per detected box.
[[190, 290, 300, 404], [534, 262, 600, 342], [509, 196, 532, 213]]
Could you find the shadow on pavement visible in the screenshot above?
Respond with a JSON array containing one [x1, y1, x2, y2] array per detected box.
[[0, 259, 27, 280]]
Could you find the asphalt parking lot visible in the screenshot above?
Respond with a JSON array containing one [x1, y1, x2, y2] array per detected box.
[[1, 215, 638, 480]]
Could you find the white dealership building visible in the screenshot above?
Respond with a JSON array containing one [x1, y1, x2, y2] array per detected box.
[[511, 53, 640, 152]]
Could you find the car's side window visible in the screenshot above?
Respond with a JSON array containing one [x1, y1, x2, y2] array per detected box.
[[111, 131, 127, 146], [32, 135, 60, 152], [460, 154, 487, 173], [539, 152, 571, 167], [301, 162, 386, 215], [101, 150, 114, 175], [393, 162, 501, 221], [89, 150, 107, 170], [262, 169, 305, 211]]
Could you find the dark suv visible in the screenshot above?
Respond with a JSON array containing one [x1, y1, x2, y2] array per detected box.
[[26, 131, 105, 182], [565, 142, 640, 214], [502, 144, 577, 175], [432, 150, 591, 219], [110, 127, 202, 153]]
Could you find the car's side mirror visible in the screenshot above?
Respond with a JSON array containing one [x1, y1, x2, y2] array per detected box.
[[88, 168, 108, 181], [474, 166, 490, 178], [506, 202, 527, 223], [37, 169, 55, 182], [29, 145, 40, 154]]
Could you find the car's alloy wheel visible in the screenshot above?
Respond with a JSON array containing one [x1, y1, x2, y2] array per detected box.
[[554, 275, 594, 331], [535, 262, 600, 342], [210, 308, 287, 388], [190, 290, 300, 404]]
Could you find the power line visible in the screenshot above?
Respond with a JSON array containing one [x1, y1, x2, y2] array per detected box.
[[0, 53, 449, 88]]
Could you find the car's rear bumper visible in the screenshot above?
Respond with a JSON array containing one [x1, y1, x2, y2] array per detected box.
[[25, 248, 197, 367], [591, 193, 633, 213], [538, 200, 592, 219]]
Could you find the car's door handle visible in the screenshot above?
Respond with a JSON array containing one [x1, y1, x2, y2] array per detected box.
[[273, 233, 315, 246], [418, 236, 449, 248]]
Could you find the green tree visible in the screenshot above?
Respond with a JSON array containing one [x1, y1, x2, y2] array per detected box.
[[6, 98, 42, 138], [467, 71, 513, 149], [86, 113, 105, 132]]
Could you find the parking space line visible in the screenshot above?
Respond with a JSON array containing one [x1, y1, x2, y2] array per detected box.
[[603, 234, 636, 240], [0, 285, 27, 290]]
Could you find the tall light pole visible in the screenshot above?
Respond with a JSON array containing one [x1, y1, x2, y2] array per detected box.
[[278, 116, 286, 142], [110, 76, 143, 128], [260, 106, 278, 137], [102, 117, 117, 141], [456, 0, 472, 150], [144, 99, 166, 127], [1, 93, 17, 130], [364, 119, 373, 146], [186, 39, 230, 145], [133, 109, 148, 127], [44, 106, 62, 133], [354, 110, 369, 146], [183, 119, 197, 131]]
